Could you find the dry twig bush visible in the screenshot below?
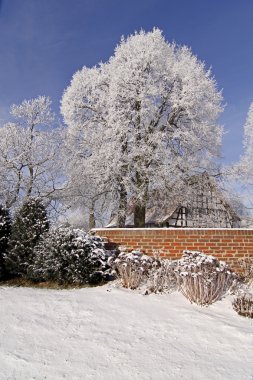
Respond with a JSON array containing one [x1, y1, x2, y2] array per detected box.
[[232, 293, 253, 318], [146, 251, 178, 294], [238, 255, 253, 286], [175, 250, 237, 306], [108, 247, 153, 289]]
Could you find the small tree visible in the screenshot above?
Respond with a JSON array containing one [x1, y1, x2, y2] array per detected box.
[[0, 96, 63, 209], [6, 198, 49, 277], [0, 205, 11, 280]]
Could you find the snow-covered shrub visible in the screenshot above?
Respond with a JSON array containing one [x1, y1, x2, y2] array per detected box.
[[109, 247, 153, 289], [175, 250, 236, 306], [31, 227, 111, 285], [232, 293, 253, 318], [0, 205, 11, 280], [146, 252, 178, 294], [238, 255, 253, 286], [5, 198, 49, 277]]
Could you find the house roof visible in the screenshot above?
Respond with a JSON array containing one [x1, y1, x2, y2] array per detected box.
[[106, 198, 181, 228], [106, 172, 241, 227], [187, 172, 241, 222]]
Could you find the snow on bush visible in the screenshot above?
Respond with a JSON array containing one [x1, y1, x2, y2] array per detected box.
[[109, 247, 153, 289], [108, 249, 237, 303], [31, 227, 111, 285], [146, 252, 178, 294], [232, 293, 253, 318], [175, 250, 237, 306], [5, 198, 49, 278], [238, 255, 253, 286], [0, 204, 11, 280]]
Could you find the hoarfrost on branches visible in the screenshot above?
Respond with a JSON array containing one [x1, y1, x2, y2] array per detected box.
[[61, 28, 223, 227], [238, 102, 253, 180], [0, 96, 63, 209], [229, 102, 253, 219]]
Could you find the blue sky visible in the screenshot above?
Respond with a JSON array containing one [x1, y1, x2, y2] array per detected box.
[[0, 0, 253, 164]]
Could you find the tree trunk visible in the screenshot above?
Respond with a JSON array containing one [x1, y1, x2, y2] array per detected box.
[[117, 181, 127, 227], [26, 165, 34, 198], [89, 200, 96, 229], [6, 167, 23, 208], [134, 203, 146, 227], [89, 209, 96, 230], [133, 176, 148, 228]]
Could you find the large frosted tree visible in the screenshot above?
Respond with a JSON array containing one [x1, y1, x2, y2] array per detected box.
[[61, 28, 223, 227]]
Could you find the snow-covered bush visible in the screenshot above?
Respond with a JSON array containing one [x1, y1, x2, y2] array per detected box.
[[5, 198, 49, 277], [232, 293, 253, 318], [238, 255, 253, 286], [31, 227, 111, 285], [0, 205, 11, 280], [146, 252, 178, 294], [175, 250, 236, 306], [109, 247, 153, 289]]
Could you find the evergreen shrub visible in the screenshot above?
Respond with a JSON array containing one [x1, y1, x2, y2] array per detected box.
[[0, 204, 11, 280], [6, 198, 49, 277], [31, 226, 111, 285]]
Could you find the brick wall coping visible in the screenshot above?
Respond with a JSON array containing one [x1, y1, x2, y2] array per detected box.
[[92, 228, 253, 231]]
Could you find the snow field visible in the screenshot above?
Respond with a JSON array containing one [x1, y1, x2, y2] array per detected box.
[[0, 285, 253, 380]]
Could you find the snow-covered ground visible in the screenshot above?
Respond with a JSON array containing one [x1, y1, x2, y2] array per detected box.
[[0, 285, 253, 380]]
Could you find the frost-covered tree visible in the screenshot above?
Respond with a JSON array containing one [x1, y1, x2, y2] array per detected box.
[[61, 148, 112, 229], [6, 198, 49, 277], [0, 205, 11, 280], [236, 102, 253, 181], [228, 102, 253, 220], [0, 96, 63, 208], [61, 28, 223, 227]]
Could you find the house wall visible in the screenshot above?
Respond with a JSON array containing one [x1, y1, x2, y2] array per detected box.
[[92, 228, 253, 270]]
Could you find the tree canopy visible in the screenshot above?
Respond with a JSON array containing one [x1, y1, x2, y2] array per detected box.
[[61, 28, 223, 227]]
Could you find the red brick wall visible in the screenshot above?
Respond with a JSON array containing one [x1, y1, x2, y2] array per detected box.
[[92, 228, 253, 268]]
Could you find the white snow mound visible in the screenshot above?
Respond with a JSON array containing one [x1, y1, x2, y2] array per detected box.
[[0, 285, 253, 380]]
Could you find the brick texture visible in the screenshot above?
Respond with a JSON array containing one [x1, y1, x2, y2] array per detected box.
[[92, 228, 253, 270]]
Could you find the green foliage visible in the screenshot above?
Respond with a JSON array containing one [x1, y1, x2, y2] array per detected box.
[[6, 198, 49, 277]]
